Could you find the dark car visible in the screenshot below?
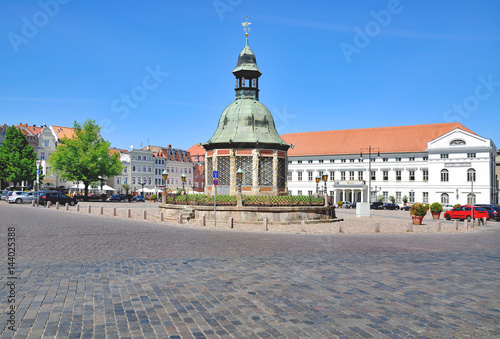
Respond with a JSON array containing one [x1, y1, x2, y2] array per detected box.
[[132, 195, 145, 202], [475, 204, 500, 221], [38, 191, 78, 206], [378, 203, 400, 210], [370, 201, 384, 210], [109, 194, 128, 202], [401, 204, 411, 211]]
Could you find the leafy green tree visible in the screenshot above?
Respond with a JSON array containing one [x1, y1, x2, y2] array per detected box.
[[49, 119, 123, 199], [121, 183, 130, 195], [389, 195, 396, 203], [0, 126, 38, 188]]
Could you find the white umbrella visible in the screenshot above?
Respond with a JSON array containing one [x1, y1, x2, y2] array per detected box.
[[70, 183, 116, 191]]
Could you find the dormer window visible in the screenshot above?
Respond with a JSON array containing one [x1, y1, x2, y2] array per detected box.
[[450, 139, 466, 145]]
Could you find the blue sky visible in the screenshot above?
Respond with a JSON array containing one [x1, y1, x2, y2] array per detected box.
[[1, 0, 499, 151]]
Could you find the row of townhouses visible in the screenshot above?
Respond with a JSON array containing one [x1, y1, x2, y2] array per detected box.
[[0, 123, 195, 195]]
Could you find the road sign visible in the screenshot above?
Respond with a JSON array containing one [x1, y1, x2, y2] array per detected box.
[[36, 160, 40, 168], [213, 178, 219, 186], [213, 171, 219, 179]]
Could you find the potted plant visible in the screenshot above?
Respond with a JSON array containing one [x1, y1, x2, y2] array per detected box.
[[430, 202, 443, 219], [150, 194, 157, 203], [402, 195, 408, 207], [409, 202, 427, 225], [337, 201, 343, 209]]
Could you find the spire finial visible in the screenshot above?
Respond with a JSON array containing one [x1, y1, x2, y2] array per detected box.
[[242, 16, 251, 39]]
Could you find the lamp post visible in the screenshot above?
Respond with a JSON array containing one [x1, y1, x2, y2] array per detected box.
[[162, 170, 168, 204], [470, 167, 474, 221], [192, 164, 196, 194], [236, 167, 243, 193], [139, 181, 146, 197], [360, 146, 380, 203], [181, 173, 186, 193], [322, 170, 328, 196], [315, 175, 320, 194]]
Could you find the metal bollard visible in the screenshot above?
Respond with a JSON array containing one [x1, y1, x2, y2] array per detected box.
[[127, 208, 131, 218], [229, 217, 233, 229], [374, 221, 380, 233], [264, 218, 268, 231], [143, 210, 147, 220], [160, 212, 164, 222], [100, 206, 104, 215], [87, 206, 91, 214], [482, 217, 487, 226], [113, 207, 116, 216], [301, 220, 306, 232], [435, 221, 441, 232], [407, 221, 413, 233]]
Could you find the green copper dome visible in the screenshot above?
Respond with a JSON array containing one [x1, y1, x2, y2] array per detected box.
[[204, 39, 289, 151]]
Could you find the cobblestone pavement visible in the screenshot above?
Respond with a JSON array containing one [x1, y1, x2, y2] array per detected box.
[[1, 203, 499, 338]]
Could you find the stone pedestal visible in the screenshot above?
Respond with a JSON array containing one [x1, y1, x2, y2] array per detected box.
[[356, 202, 370, 217]]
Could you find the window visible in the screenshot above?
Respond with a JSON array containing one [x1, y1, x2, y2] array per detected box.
[[383, 170, 388, 181], [349, 171, 354, 180], [148, 166, 152, 173], [319, 160, 323, 163], [350, 159, 355, 162], [117, 177, 121, 184], [341, 159, 346, 163], [409, 170, 415, 181], [467, 153, 476, 158], [423, 192, 429, 204], [148, 177, 152, 185], [423, 170, 429, 181], [423, 156, 428, 161], [143, 165, 147, 172], [138, 155, 142, 160], [124, 167, 128, 173], [383, 191, 388, 202], [440, 154, 449, 159], [308, 172, 313, 181], [409, 191, 415, 203], [441, 193, 449, 204], [124, 178, 128, 184], [298, 172, 302, 181], [396, 192, 402, 203], [132, 165, 136, 172], [383, 158, 388, 162], [297, 190, 302, 195], [308, 160, 313, 164], [371, 158, 376, 162], [467, 193, 476, 205], [287, 171, 292, 181], [359, 158, 363, 162], [138, 165, 142, 172], [330, 159, 335, 163], [395, 157, 401, 162], [308, 190, 313, 196], [44, 140, 50, 147], [440, 169, 449, 182], [371, 171, 376, 181], [467, 168, 476, 182], [341, 171, 346, 180], [396, 170, 402, 181], [40, 152, 46, 160], [358, 171, 363, 181], [329, 171, 335, 180], [132, 177, 136, 184], [409, 157, 415, 161], [297, 160, 302, 164]]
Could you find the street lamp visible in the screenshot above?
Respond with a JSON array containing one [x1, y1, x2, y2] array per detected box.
[[139, 181, 147, 197], [236, 167, 243, 193], [360, 146, 380, 203], [181, 173, 186, 192], [192, 164, 196, 194], [315, 175, 320, 194], [162, 170, 168, 202], [469, 167, 474, 221], [322, 170, 328, 195]]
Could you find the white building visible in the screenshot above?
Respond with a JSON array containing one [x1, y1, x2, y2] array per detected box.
[[282, 123, 498, 205]]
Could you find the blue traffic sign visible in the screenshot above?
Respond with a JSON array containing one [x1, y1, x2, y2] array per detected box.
[[213, 178, 219, 186], [213, 171, 219, 179]]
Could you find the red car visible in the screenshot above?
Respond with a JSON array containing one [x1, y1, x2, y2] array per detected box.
[[444, 205, 489, 221]]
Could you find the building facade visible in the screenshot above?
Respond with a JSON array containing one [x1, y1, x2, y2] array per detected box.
[[283, 123, 498, 205], [187, 144, 205, 193]]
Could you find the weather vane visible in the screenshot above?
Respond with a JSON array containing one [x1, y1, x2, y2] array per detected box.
[[241, 16, 251, 37]]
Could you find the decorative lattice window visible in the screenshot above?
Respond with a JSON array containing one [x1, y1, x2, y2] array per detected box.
[[277, 158, 286, 188], [206, 157, 213, 186], [235, 156, 253, 186], [217, 156, 230, 186], [258, 156, 273, 187]]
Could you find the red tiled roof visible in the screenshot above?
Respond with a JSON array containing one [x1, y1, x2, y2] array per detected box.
[[187, 143, 205, 156], [14, 123, 43, 136], [282, 123, 475, 156], [52, 125, 77, 140]]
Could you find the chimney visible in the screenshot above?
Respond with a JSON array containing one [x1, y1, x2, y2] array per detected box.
[[168, 144, 171, 148]]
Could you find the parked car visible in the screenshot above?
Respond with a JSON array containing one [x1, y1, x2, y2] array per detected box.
[[401, 204, 411, 211], [8, 192, 35, 204], [5, 191, 24, 202], [38, 191, 78, 206], [378, 203, 400, 210], [444, 205, 488, 221], [2, 191, 14, 201], [109, 194, 128, 202], [132, 195, 145, 202], [370, 201, 384, 210], [475, 204, 500, 221], [342, 202, 356, 209], [441, 204, 454, 212]]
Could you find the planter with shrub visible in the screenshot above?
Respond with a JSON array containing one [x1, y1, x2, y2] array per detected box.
[[409, 202, 427, 225], [430, 202, 443, 219]]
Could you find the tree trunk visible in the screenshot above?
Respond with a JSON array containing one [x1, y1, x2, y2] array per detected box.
[[84, 181, 90, 200]]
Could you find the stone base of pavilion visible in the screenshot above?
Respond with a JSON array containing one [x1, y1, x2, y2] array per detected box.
[[158, 204, 338, 224]]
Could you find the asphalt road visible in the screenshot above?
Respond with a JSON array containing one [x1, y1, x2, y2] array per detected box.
[[1, 203, 499, 338]]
